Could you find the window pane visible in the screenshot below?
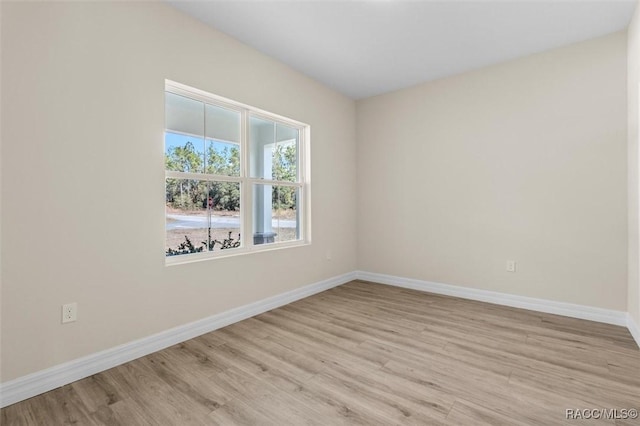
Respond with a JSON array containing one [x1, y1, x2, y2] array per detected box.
[[165, 92, 205, 136], [206, 139, 240, 176], [275, 123, 299, 182], [166, 179, 241, 256], [206, 104, 240, 143], [166, 178, 209, 256], [165, 132, 205, 173], [165, 92, 205, 173], [249, 116, 273, 180], [249, 116, 299, 182], [253, 184, 299, 245], [207, 181, 241, 251]]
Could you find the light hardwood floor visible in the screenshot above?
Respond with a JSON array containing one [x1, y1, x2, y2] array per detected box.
[[2, 280, 639, 425]]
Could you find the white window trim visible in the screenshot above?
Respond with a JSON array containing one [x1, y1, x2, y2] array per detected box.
[[165, 80, 311, 265]]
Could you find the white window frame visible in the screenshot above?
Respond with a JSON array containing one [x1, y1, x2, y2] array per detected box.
[[165, 80, 311, 265]]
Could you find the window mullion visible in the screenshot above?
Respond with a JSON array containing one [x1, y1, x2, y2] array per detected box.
[[247, 178, 302, 188], [165, 170, 241, 183], [241, 108, 252, 249], [300, 127, 307, 241]]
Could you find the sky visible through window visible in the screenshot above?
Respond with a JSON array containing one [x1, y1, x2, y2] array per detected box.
[[165, 132, 234, 157]]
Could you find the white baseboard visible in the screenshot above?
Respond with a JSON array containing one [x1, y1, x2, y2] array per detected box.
[[0, 271, 356, 408], [628, 314, 640, 349], [355, 271, 628, 327]]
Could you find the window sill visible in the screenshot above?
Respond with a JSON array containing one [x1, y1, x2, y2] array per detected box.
[[164, 240, 311, 266]]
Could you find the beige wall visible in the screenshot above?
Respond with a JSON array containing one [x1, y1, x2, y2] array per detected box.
[[357, 32, 628, 311], [629, 2, 640, 328], [0, 2, 357, 381]]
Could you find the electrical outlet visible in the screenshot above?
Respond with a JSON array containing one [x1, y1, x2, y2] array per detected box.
[[62, 303, 77, 323], [506, 260, 516, 273]]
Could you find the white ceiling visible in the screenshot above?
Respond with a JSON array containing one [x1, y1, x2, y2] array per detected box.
[[167, 0, 637, 100]]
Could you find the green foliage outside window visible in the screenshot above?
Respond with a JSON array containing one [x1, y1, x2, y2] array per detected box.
[[165, 140, 297, 211], [272, 144, 297, 210]]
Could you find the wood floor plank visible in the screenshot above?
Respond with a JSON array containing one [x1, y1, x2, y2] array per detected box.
[[106, 359, 213, 425], [509, 365, 640, 408], [91, 399, 153, 426], [301, 291, 429, 332], [206, 367, 326, 426], [258, 308, 365, 350], [446, 398, 538, 426], [1, 399, 45, 426], [143, 352, 229, 412], [69, 374, 122, 415], [318, 364, 451, 425], [214, 327, 325, 380], [442, 339, 612, 379], [302, 372, 413, 425], [2, 280, 638, 425]]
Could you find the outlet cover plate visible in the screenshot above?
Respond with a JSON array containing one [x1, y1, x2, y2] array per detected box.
[[62, 303, 77, 323]]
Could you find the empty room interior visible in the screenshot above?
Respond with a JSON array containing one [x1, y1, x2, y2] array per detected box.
[[2, 0, 640, 424]]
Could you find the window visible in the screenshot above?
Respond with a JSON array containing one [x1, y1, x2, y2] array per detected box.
[[164, 81, 310, 263]]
